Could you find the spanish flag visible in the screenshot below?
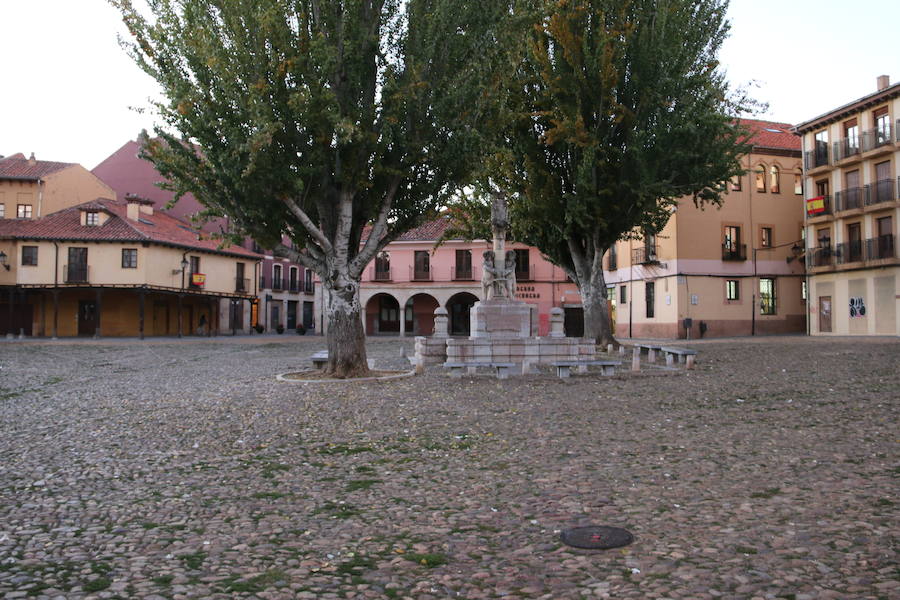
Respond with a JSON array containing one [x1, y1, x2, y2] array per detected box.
[[806, 196, 826, 216]]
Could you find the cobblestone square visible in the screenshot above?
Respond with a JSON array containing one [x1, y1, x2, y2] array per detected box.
[[0, 336, 897, 599]]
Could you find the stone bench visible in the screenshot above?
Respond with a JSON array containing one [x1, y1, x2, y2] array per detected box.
[[659, 347, 697, 369], [634, 343, 664, 363], [310, 352, 375, 370], [551, 360, 621, 378], [444, 362, 516, 379]]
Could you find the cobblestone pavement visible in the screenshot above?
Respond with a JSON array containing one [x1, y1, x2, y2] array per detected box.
[[0, 335, 897, 599]]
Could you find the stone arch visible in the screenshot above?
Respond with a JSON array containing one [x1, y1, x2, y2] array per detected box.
[[446, 292, 479, 336], [364, 292, 400, 335], [404, 293, 440, 336]]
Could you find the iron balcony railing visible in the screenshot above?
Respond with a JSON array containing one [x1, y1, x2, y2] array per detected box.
[[865, 178, 896, 206], [371, 266, 392, 282], [836, 240, 864, 264], [861, 123, 892, 152], [271, 276, 284, 291], [515, 264, 534, 281], [235, 277, 250, 293], [64, 264, 89, 283], [834, 187, 863, 212], [807, 194, 833, 217], [303, 280, 314, 294], [721, 243, 747, 261], [288, 280, 300, 293], [866, 235, 895, 260], [807, 246, 835, 268], [631, 245, 659, 265], [451, 266, 474, 280], [410, 266, 432, 281], [832, 137, 860, 161], [804, 142, 830, 170]]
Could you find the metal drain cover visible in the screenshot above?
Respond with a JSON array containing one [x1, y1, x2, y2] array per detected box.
[[560, 525, 634, 549]]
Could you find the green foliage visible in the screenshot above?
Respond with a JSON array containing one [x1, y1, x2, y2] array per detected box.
[[479, 0, 752, 341]]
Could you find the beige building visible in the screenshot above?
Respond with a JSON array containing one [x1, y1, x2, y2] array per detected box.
[[0, 152, 115, 220], [0, 196, 260, 337], [795, 76, 899, 336], [605, 119, 806, 339]]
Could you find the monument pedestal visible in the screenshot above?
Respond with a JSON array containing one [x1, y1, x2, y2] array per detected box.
[[470, 298, 533, 339]]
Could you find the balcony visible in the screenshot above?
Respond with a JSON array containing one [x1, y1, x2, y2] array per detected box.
[[861, 124, 892, 153], [832, 137, 860, 162], [807, 246, 836, 268], [410, 266, 432, 281], [451, 266, 473, 281], [803, 144, 830, 170], [371, 267, 392, 282], [515, 264, 534, 282], [631, 245, 659, 265], [271, 276, 284, 291], [288, 280, 300, 293], [64, 264, 89, 284], [865, 178, 896, 206], [836, 240, 864, 264], [721, 243, 747, 261], [303, 280, 314, 294], [806, 194, 833, 218], [834, 187, 863, 212], [866, 235, 895, 260], [235, 277, 250, 293]]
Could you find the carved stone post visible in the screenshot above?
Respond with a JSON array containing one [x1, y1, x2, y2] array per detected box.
[[433, 306, 449, 338], [549, 307, 565, 338]]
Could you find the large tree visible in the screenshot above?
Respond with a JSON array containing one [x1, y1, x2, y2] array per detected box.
[[112, 0, 501, 376], [489, 0, 750, 346]]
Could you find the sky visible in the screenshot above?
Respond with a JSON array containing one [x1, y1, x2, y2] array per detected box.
[[1, 0, 899, 170]]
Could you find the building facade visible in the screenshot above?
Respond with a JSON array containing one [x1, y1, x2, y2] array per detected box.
[[358, 218, 582, 337], [605, 119, 807, 339], [795, 76, 899, 336], [93, 140, 318, 334], [0, 197, 259, 337]]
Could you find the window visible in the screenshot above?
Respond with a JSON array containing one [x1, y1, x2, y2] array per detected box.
[[272, 263, 283, 289], [755, 166, 766, 192], [86, 211, 100, 226], [846, 222, 862, 261], [813, 130, 828, 166], [454, 249, 472, 279], [413, 251, 430, 280], [121, 248, 137, 268], [759, 278, 776, 315], [731, 175, 742, 191], [843, 119, 859, 156], [801, 280, 807, 302], [0, 204, 4, 218], [236, 262, 247, 292], [375, 252, 391, 280], [769, 165, 780, 193], [817, 227, 831, 248], [816, 179, 829, 197], [607, 245, 617, 271], [620, 285, 627, 304], [304, 268, 313, 293], [760, 227, 773, 248], [17, 204, 32, 219], [645, 281, 655, 318], [874, 107, 890, 144], [514, 248, 530, 279], [289, 266, 299, 290], [794, 173, 803, 195], [22, 246, 38, 266], [725, 279, 739, 301], [723, 225, 743, 260]]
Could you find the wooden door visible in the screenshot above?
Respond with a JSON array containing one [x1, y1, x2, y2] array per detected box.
[[78, 300, 98, 336], [818, 296, 832, 333]]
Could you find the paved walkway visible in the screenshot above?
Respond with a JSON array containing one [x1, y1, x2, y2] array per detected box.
[[0, 337, 897, 599]]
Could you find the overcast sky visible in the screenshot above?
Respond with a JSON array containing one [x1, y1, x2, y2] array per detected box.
[[2, 0, 899, 169]]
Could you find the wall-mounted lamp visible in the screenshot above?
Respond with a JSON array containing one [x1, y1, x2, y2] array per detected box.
[[0, 250, 9, 271], [181, 258, 190, 271]]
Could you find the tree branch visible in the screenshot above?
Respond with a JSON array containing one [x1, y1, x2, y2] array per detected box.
[[281, 196, 333, 255], [349, 175, 401, 277]]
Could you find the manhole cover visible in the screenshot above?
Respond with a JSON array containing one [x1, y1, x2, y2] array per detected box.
[[560, 526, 634, 549]]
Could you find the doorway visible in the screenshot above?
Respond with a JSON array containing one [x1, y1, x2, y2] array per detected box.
[[78, 300, 98, 336], [818, 296, 832, 333]]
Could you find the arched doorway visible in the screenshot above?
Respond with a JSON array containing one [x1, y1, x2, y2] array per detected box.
[[446, 292, 479, 336], [404, 293, 440, 335], [364, 293, 400, 335]]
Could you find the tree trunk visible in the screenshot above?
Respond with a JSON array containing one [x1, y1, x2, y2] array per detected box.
[[324, 275, 369, 378], [579, 271, 616, 347]]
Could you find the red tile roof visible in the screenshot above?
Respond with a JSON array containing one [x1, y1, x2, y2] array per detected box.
[[361, 216, 453, 243], [0, 199, 261, 259], [0, 154, 75, 181], [738, 118, 800, 152]]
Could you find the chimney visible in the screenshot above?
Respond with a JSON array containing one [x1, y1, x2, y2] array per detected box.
[[27, 152, 36, 166], [877, 75, 890, 91], [125, 194, 141, 221]]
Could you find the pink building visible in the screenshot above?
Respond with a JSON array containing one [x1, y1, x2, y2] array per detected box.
[[359, 217, 582, 337]]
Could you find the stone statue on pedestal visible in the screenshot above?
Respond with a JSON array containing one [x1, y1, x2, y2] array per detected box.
[[481, 194, 518, 300]]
